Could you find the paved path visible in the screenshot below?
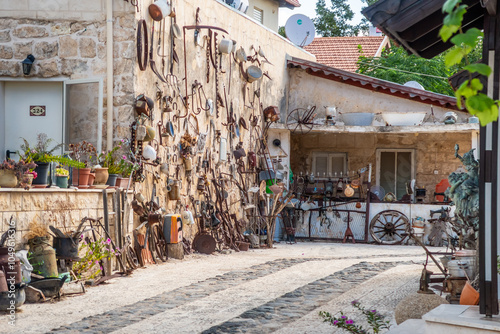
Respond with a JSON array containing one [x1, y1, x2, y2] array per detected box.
[[1, 242, 440, 333]]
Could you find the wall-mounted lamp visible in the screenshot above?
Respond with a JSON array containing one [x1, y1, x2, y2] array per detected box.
[[21, 54, 35, 75]]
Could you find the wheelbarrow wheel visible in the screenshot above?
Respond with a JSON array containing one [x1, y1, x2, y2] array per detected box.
[[152, 224, 168, 262], [369, 210, 410, 245], [125, 245, 139, 269], [286, 108, 313, 134]]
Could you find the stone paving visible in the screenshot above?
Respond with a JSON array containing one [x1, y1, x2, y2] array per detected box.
[[2, 243, 435, 334]]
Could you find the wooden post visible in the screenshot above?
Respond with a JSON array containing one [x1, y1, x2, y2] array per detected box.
[[479, 8, 499, 316]]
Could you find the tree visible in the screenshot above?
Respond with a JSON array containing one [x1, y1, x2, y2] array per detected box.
[[313, 0, 363, 37], [357, 42, 483, 96]]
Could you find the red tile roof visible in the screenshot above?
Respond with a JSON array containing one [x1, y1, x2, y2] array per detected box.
[[287, 57, 459, 110], [284, 0, 300, 7], [304, 36, 387, 72]]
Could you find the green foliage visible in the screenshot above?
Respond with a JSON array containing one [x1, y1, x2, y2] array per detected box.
[[68, 141, 97, 168], [278, 26, 286, 38], [20, 133, 64, 163], [73, 237, 119, 280], [320, 300, 391, 333], [357, 42, 482, 96], [314, 0, 364, 37], [440, 0, 498, 125]]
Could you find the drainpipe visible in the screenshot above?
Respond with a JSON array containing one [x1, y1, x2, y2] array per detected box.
[[106, 0, 113, 151]]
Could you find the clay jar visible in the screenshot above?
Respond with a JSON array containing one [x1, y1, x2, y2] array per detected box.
[[94, 167, 109, 185]]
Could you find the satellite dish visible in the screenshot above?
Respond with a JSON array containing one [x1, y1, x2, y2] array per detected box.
[[285, 14, 316, 47], [404, 81, 425, 90]]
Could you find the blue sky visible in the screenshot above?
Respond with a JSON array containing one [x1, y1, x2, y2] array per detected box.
[[279, 0, 365, 28]]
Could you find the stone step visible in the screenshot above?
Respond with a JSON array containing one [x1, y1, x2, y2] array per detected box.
[[423, 304, 500, 334], [387, 319, 426, 334]]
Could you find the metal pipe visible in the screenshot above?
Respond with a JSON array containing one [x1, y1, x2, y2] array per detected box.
[[106, 0, 114, 151]]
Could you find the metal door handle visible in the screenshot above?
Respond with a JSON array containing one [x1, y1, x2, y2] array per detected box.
[[6, 150, 17, 159]]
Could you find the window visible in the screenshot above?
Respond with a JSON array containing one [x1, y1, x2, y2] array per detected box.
[[311, 152, 347, 177], [253, 7, 263, 24], [376, 149, 414, 200]]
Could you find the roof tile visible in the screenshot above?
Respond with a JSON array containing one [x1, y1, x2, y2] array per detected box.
[[304, 36, 386, 72]]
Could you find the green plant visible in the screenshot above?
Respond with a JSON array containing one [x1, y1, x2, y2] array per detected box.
[[0, 159, 36, 180], [56, 156, 85, 169], [117, 155, 139, 178], [319, 300, 391, 334], [55, 167, 69, 177], [440, 0, 497, 125], [72, 236, 120, 280], [20, 133, 64, 163], [68, 141, 97, 168]]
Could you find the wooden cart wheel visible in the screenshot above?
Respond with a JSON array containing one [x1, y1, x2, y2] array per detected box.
[[286, 108, 314, 134], [153, 224, 168, 262], [125, 245, 139, 269], [369, 210, 410, 245]]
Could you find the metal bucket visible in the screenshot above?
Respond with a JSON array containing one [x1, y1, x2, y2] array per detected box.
[[28, 239, 58, 278], [53, 237, 79, 260]]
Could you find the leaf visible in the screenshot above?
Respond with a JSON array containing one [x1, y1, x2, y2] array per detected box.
[[442, 0, 462, 13], [443, 5, 467, 27], [469, 78, 484, 91], [465, 94, 499, 125], [440, 24, 460, 42], [464, 63, 492, 76], [445, 47, 465, 67], [451, 28, 483, 47]]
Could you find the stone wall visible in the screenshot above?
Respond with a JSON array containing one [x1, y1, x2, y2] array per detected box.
[[290, 132, 473, 203], [0, 2, 136, 147], [0, 189, 133, 251]]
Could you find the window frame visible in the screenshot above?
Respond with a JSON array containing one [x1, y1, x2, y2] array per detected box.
[[311, 152, 347, 177], [375, 148, 415, 199]]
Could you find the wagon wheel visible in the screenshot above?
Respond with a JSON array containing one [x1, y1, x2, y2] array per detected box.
[[286, 108, 314, 134], [369, 210, 410, 245], [152, 224, 168, 262], [125, 245, 139, 269]]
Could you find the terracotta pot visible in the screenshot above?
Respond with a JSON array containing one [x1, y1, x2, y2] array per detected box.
[[0, 170, 17, 188], [71, 168, 91, 187], [94, 167, 109, 185], [88, 173, 95, 186], [460, 281, 480, 305], [115, 177, 130, 189]]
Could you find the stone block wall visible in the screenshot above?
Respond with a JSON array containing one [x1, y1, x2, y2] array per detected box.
[[0, 3, 136, 147], [0, 189, 133, 251], [291, 132, 473, 203]]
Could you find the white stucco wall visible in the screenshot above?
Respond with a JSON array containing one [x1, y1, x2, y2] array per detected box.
[[248, 0, 280, 31]]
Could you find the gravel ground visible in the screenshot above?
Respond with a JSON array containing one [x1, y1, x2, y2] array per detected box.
[[1, 241, 444, 334]]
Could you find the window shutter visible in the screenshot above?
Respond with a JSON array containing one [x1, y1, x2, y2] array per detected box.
[[253, 7, 263, 24]]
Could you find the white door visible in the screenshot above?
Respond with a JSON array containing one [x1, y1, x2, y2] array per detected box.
[[3, 81, 64, 160]]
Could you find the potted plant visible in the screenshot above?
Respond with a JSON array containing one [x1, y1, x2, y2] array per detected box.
[[55, 167, 69, 189], [0, 159, 36, 189], [115, 155, 138, 189], [20, 133, 64, 186], [68, 141, 97, 188], [98, 145, 121, 187]]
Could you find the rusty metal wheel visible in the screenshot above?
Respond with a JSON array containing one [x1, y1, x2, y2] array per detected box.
[[286, 108, 314, 134], [152, 224, 168, 262], [369, 210, 410, 245]]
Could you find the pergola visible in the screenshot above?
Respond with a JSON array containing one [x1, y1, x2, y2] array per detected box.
[[363, 0, 499, 316]]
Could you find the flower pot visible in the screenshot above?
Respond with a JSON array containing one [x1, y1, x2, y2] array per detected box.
[[115, 177, 130, 189], [33, 162, 50, 185], [71, 168, 91, 187], [460, 281, 480, 305], [88, 172, 95, 186], [55, 175, 69, 189], [0, 170, 18, 188], [94, 167, 109, 185], [106, 173, 119, 187], [52, 237, 80, 260], [19, 173, 34, 189]]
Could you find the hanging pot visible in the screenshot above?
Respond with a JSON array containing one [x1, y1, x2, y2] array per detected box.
[[246, 66, 262, 83], [344, 184, 354, 197], [263, 106, 280, 122], [233, 148, 246, 160], [219, 39, 234, 54], [143, 126, 156, 142], [169, 181, 181, 200], [149, 0, 171, 21], [171, 23, 182, 39], [235, 47, 247, 62], [143, 145, 157, 161]]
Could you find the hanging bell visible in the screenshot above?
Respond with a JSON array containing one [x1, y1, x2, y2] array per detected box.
[[184, 156, 193, 171]]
